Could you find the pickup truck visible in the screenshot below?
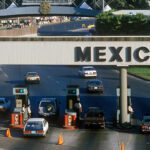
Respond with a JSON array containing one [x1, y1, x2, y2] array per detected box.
[[84, 107, 105, 128]]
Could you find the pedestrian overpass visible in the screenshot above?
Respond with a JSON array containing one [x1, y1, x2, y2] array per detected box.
[[0, 0, 104, 18]]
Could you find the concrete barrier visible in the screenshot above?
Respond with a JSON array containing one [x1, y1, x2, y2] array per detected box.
[[0, 26, 37, 36]]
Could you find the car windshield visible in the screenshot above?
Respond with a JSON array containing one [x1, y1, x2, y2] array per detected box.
[[88, 80, 101, 85], [27, 72, 38, 76], [25, 121, 43, 130]]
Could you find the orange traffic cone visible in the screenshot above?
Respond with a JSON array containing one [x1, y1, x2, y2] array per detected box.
[[57, 133, 64, 145], [121, 143, 125, 150], [5, 128, 12, 138]]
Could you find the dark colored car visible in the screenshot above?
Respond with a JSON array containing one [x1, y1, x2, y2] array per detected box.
[[87, 79, 104, 94], [0, 97, 11, 112], [84, 107, 105, 128], [140, 115, 150, 133]]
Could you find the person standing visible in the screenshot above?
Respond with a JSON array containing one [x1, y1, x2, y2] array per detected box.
[[74, 97, 82, 127], [22, 104, 28, 124], [27, 104, 32, 118]]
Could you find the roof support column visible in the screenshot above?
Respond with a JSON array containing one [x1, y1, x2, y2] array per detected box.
[[120, 67, 128, 124]]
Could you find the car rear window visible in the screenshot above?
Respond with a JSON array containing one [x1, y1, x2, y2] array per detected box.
[[40, 101, 55, 107], [84, 67, 94, 71], [25, 121, 43, 130], [0, 100, 5, 104], [27, 72, 38, 76]]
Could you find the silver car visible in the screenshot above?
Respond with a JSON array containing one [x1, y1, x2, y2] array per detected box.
[[79, 66, 97, 78], [38, 98, 58, 117], [25, 72, 40, 84]]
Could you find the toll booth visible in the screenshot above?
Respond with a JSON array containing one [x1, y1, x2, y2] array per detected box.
[[64, 85, 80, 129], [10, 86, 30, 129], [116, 87, 133, 125], [66, 85, 80, 110]]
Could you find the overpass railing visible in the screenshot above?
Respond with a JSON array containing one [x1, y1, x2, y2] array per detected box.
[[22, 0, 74, 5]]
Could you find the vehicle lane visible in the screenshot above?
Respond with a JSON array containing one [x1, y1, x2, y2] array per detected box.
[[1, 65, 149, 97], [0, 65, 150, 150], [0, 65, 149, 120], [1, 127, 150, 150]]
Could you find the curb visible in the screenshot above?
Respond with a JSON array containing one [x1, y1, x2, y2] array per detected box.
[[128, 72, 150, 81]]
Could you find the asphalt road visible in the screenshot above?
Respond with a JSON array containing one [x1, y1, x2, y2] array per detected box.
[[0, 65, 150, 150]]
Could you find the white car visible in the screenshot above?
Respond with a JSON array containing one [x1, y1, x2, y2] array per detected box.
[[23, 118, 49, 137], [78, 66, 97, 78], [25, 72, 40, 84], [0, 97, 11, 112]]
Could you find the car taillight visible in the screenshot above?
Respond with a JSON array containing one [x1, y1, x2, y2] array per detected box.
[[142, 125, 149, 129], [24, 130, 31, 134], [37, 130, 44, 134]]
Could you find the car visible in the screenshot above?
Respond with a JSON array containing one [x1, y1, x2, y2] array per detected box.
[[38, 98, 58, 117], [78, 66, 97, 78], [0, 97, 11, 112], [87, 79, 104, 94], [84, 107, 105, 128], [87, 24, 95, 29], [140, 115, 150, 133], [23, 118, 49, 137], [25, 72, 40, 84]]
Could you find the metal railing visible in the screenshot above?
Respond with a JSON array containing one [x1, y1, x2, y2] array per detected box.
[[0, 0, 9, 9], [22, 0, 74, 5]]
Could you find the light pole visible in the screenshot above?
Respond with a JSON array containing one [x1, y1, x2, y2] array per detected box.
[[102, 0, 104, 12]]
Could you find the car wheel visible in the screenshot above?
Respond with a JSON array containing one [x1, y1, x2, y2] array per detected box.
[[46, 128, 49, 133], [43, 132, 47, 137]]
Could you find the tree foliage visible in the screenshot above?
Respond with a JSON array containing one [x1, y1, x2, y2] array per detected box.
[[107, 0, 150, 9], [95, 11, 150, 35]]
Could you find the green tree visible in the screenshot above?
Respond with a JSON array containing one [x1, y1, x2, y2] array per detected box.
[[108, 0, 128, 9], [126, 0, 150, 9], [96, 11, 150, 35], [108, 0, 149, 9]]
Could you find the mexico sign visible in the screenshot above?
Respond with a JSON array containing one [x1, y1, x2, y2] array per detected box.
[[0, 37, 149, 66]]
